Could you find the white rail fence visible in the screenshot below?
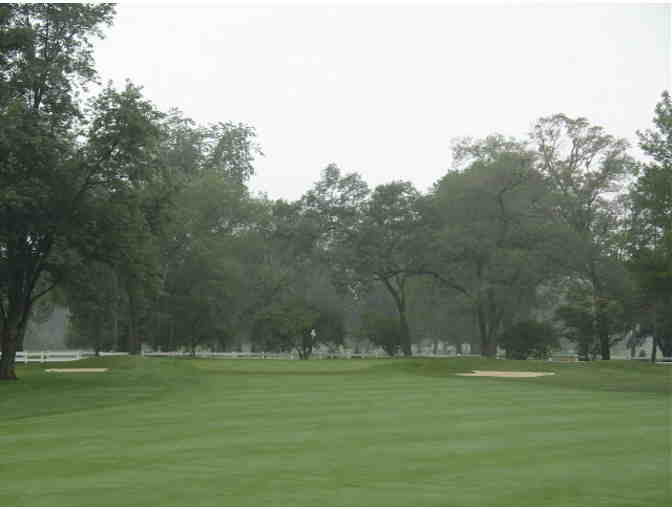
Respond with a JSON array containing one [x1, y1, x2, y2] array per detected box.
[[142, 351, 291, 360], [140, 351, 486, 360], [7, 350, 668, 364], [11, 351, 129, 364], [5, 350, 485, 363]]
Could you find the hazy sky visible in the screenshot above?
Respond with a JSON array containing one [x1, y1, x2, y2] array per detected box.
[[93, 2, 670, 201]]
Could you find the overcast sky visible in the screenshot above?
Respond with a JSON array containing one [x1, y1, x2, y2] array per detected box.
[[93, 2, 670, 201]]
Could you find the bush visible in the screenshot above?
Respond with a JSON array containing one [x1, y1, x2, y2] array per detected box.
[[498, 320, 559, 360], [361, 314, 402, 356]]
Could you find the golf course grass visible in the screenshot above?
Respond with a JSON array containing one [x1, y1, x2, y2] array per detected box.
[[1, 356, 670, 506]]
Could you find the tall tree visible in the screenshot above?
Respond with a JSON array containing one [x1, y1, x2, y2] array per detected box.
[[325, 180, 429, 356], [427, 138, 558, 357], [531, 114, 636, 360], [248, 196, 346, 359], [0, 5, 165, 379], [626, 91, 672, 358]]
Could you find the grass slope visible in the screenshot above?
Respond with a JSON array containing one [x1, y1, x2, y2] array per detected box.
[[1, 357, 670, 506]]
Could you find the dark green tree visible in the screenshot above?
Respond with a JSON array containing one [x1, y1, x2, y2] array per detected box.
[[249, 196, 346, 359], [317, 178, 430, 356], [0, 5, 166, 379], [63, 262, 117, 355], [626, 91, 672, 358], [427, 137, 559, 357], [531, 114, 636, 360], [361, 312, 403, 356], [498, 319, 559, 360]]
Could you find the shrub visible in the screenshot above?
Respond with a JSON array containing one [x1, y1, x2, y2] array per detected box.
[[361, 314, 402, 356], [498, 320, 559, 360]]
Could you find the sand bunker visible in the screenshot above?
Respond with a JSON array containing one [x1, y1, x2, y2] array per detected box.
[[45, 368, 109, 373], [457, 370, 555, 378]]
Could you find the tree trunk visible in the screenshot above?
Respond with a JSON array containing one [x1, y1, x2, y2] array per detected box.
[[127, 290, 140, 355], [0, 324, 20, 380], [590, 268, 611, 361], [94, 314, 102, 356], [476, 301, 497, 358], [0, 299, 31, 380], [398, 309, 412, 357], [653, 302, 672, 358], [380, 276, 412, 357], [127, 307, 138, 354], [596, 305, 611, 360], [297, 332, 313, 360], [16, 319, 27, 353], [577, 335, 591, 361], [169, 320, 175, 350], [112, 270, 120, 350]]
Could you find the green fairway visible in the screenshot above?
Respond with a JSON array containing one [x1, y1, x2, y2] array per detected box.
[[1, 357, 670, 506]]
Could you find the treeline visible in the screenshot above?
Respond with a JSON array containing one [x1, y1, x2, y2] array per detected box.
[[1, 5, 670, 379]]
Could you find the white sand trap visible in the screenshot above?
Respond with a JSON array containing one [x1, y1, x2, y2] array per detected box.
[[457, 370, 555, 378], [45, 368, 109, 373]]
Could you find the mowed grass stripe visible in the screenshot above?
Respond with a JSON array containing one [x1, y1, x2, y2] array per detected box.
[[1, 357, 669, 506]]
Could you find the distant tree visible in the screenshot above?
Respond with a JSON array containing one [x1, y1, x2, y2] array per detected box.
[[321, 180, 430, 356], [63, 262, 118, 355], [361, 312, 403, 357], [427, 137, 559, 357], [253, 297, 320, 359], [499, 320, 560, 360], [555, 298, 596, 360], [407, 277, 476, 354], [554, 274, 635, 360], [531, 114, 636, 360], [314, 306, 346, 357], [301, 164, 371, 294], [117, 107, 263, 354], [498, 319, 559, 360]]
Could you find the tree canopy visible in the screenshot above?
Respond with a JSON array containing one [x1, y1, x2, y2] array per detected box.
[[1, 4, 669, 380]]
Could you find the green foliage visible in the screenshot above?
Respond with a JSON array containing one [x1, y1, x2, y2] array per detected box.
[[60, 105, 263, 355], [531, 113, 636, 360], [361, 313, 403, 356], [336, 179, 428, 356], [554, 278, 634, 360], [0, 3, 167, 377], [313, 305, 346, 355], [253, 297, 320, 358], [63, 262, 118, 353], [428, 138, 557, 356], [498, 319, 559, 360], [233, 189, 350, 359], [407, 277, 475, 353], [627, 90, 672, 357], [0, 3, 663, 378]]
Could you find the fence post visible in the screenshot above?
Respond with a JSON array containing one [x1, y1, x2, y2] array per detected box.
[[24, 351, 28, 365], [41, 351, 45, 363]]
